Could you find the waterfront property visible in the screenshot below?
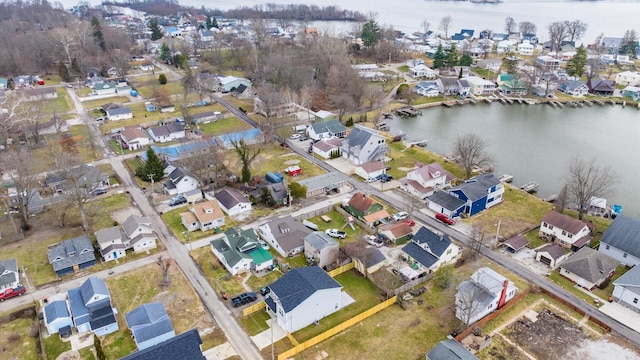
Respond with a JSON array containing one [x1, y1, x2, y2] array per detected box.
[[612, 265, 640, 313], [599, 215, 640, 266], [401, 161, 455, 199], [341, 125, 388, 165], [559, 247, 617, 290], [621, 86, 640, 101], [538, 210, 591, 251], [448, 174, 504, 217]]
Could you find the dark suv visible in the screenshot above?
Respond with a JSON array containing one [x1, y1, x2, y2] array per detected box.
[[231, 292, 258, 307], [169, 195, 187, 206]]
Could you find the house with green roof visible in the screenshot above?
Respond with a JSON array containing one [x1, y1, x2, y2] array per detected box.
[[0, 77, 7, 90], [210, 227, 274, 275], [307, 119, 347, 140], [497, 74, 527, 96]]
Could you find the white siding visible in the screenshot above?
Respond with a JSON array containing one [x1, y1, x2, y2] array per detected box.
[[277, 287, 342, 332], [600, 244, 640, 267], [613, 284, 640, 311]]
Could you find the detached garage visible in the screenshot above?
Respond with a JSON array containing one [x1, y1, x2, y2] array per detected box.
[[536, 244, 567, 268]]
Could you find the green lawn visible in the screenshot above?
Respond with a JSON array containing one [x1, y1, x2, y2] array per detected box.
[[239, 310, 272, 336], [548, 270, 603, 306], [43, 333, 71, 360], [305, 210, 367, 245], [38, 88, 72, 115], [397, 65, 409, 72], [293, 270, 382, 342], [412, 96, 445, 105], [246, 270, 282, 292], [592, 265, 630, 300], [85, 193, 133, 230], [386, 141, 465, 181], [81, 96, 130, 110], [0, 314, 39, 360], [190, 247, 246, 295], [198, 117, 251, 135], [523, 229, 547, 249]]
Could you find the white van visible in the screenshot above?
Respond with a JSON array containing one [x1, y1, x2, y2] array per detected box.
[[302, 219, 319, 231]]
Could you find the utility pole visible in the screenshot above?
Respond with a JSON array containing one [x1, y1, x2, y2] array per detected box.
[[147, 173, 156, 198]]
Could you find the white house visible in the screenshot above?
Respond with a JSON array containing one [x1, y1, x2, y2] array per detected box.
[[94, 81, 117, 95], [265, 267, 343, 332], [401, 227, 461, 274], [122, 215, 157, 252], [163, 167, 199, 195], [119, 127, 150, 151], [401, 162, 455, 199], [95, 226, 127, 262], [518, 41, 535, 55], [105, 106, 133, 121], [312, 138, 343, 159], [257, 215, 312, 258], [210, 227, 274, 275], [612, 265, 640, 313], [181, 200, 225, 232], [147, 122, 186, 143], [125, 303, 175, 351], [496, 40, 513, 54], [615, 71, 640, 86], [304, 232, 339, 269], [455, 267, 518, 325], [409, 64, 437, 79], [599, 215, 640, 266], [215, 188, 252, 216], [355, 161, 385, 181], [0, 258, 20, 290], [307, 120, 347, 140], [539, 211, 591, 250], [218, 76, 252, 93], [464, 76, 496, 96], [414, 81, 441, 97], [341, 125, 388, 165], [560, 247, 618, 290], [535, 244, 568, 268]]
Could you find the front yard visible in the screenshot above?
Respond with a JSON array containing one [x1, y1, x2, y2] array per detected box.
[[161, 207, 238, 244], [190, 247, 247, 296]]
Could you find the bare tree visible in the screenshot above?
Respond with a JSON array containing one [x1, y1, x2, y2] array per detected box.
[[421, 18, 431, 35], [157, 255, 173, 287], [0, 94, 24, 148], [566, 20, 588, 42], [452, 134, 494, 180], [231, 139, 262, 183], [439, 16, 453, 39], [504, 17, 517, 35], [50, 27, 78, 67], [180, 140, 228, 187], [566, 157, 618, 220], [518, 21, 537, 36], [455, 270, 488, 326], [0, 150, 42, 230], [547, 21, 568, 52], [556, 183, 569, 214], [468, 225, 485, 261]]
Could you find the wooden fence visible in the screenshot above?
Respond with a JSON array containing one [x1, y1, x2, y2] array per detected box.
[[327, 262, 354, 278], [539, 288, 611, 333], [242, 301, 266, 317], [277, 296, 398, 360]]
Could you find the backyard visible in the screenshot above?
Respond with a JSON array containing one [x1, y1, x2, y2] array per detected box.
[[0, 306, 40, 360]]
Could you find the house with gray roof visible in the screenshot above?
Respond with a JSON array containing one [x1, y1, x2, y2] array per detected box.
[[105, 105, 133, 121], [257, 215, 311, 257], [215, 188, 252, 216], [297, 172, 349, 198], [48, 235, 96, 277], [93, 80, 117, 95], [67, 277, 118, 336], [340, 125, 388, 165], [121, 328, 205, 360], [95, 215, 157, 262], [342, 242, 386, 276], [560, 247, 618, 290], [304, 232, 339, 269], [448, 174, 504, 216], [96, 226, 126, 262], [536, 244, 567, 268], [455, 267, 518, 325], [265, 266, 342, 332], [612, 265, 640, 313], [427, 338, 478, 360], [307, 119, 347, 140], [558, 80, 588, 97], [599, 215, 640, 266], [210, 227, 274, 275], [44, 164, 110, 195], [163, 167, 199, 196], [401, 227, 460, 274], [23, 86, 57, 101], [426, 190, 466, 219], [0, 258, 20, 291], [125, 303, 175, 350], [148, 122, 186, 143], [44, 300, 74, 335]]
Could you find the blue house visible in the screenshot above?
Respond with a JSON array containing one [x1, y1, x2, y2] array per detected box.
[[522, 33, 538, 44], [121, 328, 205, 360], [44, 300, 74, 335], [622, 86, 640, 101], [448, 174, 504, 216], [125, 303, 176, 350], [47, 235, 96, 277], [67, 277, 119, 336]]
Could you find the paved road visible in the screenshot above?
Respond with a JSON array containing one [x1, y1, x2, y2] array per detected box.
[[285, 138, 640, 348]]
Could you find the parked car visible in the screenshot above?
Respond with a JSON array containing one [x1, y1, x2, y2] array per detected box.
[[364, 235, 383, 247], [299, 136, 308, 141], [364, 177, 377, 183], [435, 213, 456, 225], [290, 133, 301, 140], [259, 287, 270, 296], [92, 188, 107, 196], [325, 228, 346, 239], [403, 219, 416, 227], [259, 240, 270, 251], [231, 292, 258, 307], [169, 195, 187, 206], [377, 174, 393, 183], [392, 212, 409, 221]]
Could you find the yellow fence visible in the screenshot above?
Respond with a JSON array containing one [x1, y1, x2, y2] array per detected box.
[[242, 301, 265, 317], [327, 262, 354, 278], [277, 296, 397, 360]]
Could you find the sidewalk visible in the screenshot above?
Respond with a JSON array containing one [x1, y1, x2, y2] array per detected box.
[[599, 302, 640, 333]]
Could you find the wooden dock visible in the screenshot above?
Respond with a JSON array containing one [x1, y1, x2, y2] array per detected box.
[[395, 106, 422, 117], [542, 193, 558, 202], [520, 182, 540, 193], [442, 101, 455, 108], [401, 139, 428, 152], [498, 174, 513, 183], [593, 99, 605, 106]]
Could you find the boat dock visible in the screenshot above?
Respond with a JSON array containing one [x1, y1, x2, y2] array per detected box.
[[592, 99, 605, 106], [401, 139, 428, 152], [395, 106, 422, 117], [498, 174, 513, 183], [542, 193, 558, 202], [520, 182, 540, 193]]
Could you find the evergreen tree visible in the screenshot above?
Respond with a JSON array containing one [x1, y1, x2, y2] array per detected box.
[[566, 45, 587, 79], [361, 20, 381, 48], [158, 74, 167, 85], [207, 16, 218, 29], [433, 44, 445, 69], [91, 16, 106, 52], [288, 182, 307, 199], [443, 44, 459, 68], [71, 58, 81, 75], [160, 43, 171, 63], [136, 148, 165, 182], [173, 54, 186, 69], [459, 54, 473, 67], [58, 62, 70, 82], [149, 18, 163, 41]]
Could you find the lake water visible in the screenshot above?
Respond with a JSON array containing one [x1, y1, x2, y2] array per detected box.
[[387, 103, 640, 216]]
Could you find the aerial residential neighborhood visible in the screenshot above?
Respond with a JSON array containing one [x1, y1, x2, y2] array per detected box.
[[2, 0, 640, 359]]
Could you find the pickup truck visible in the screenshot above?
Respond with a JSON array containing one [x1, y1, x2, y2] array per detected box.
[[325, 229, 346, 239], [0, 286, 26, 301]]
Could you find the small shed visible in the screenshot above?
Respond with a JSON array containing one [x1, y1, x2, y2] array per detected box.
[[501, 235, 529, 253], [184, 189, 203, 204], [145, 102, 156, 112], [536, 244, 567, 268]]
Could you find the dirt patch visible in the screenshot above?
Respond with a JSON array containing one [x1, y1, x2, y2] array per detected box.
[[55, 350, 80, 360], [504, 308, 586, 360], [567, 337, 640, 360], [111, 207, 143, 224], [283, 159, 301, 165], [397, 167, 414, 172]]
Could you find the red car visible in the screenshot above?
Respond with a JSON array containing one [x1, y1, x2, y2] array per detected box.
[[403, 219, 416, 227], [435, 213, 456, 225]]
